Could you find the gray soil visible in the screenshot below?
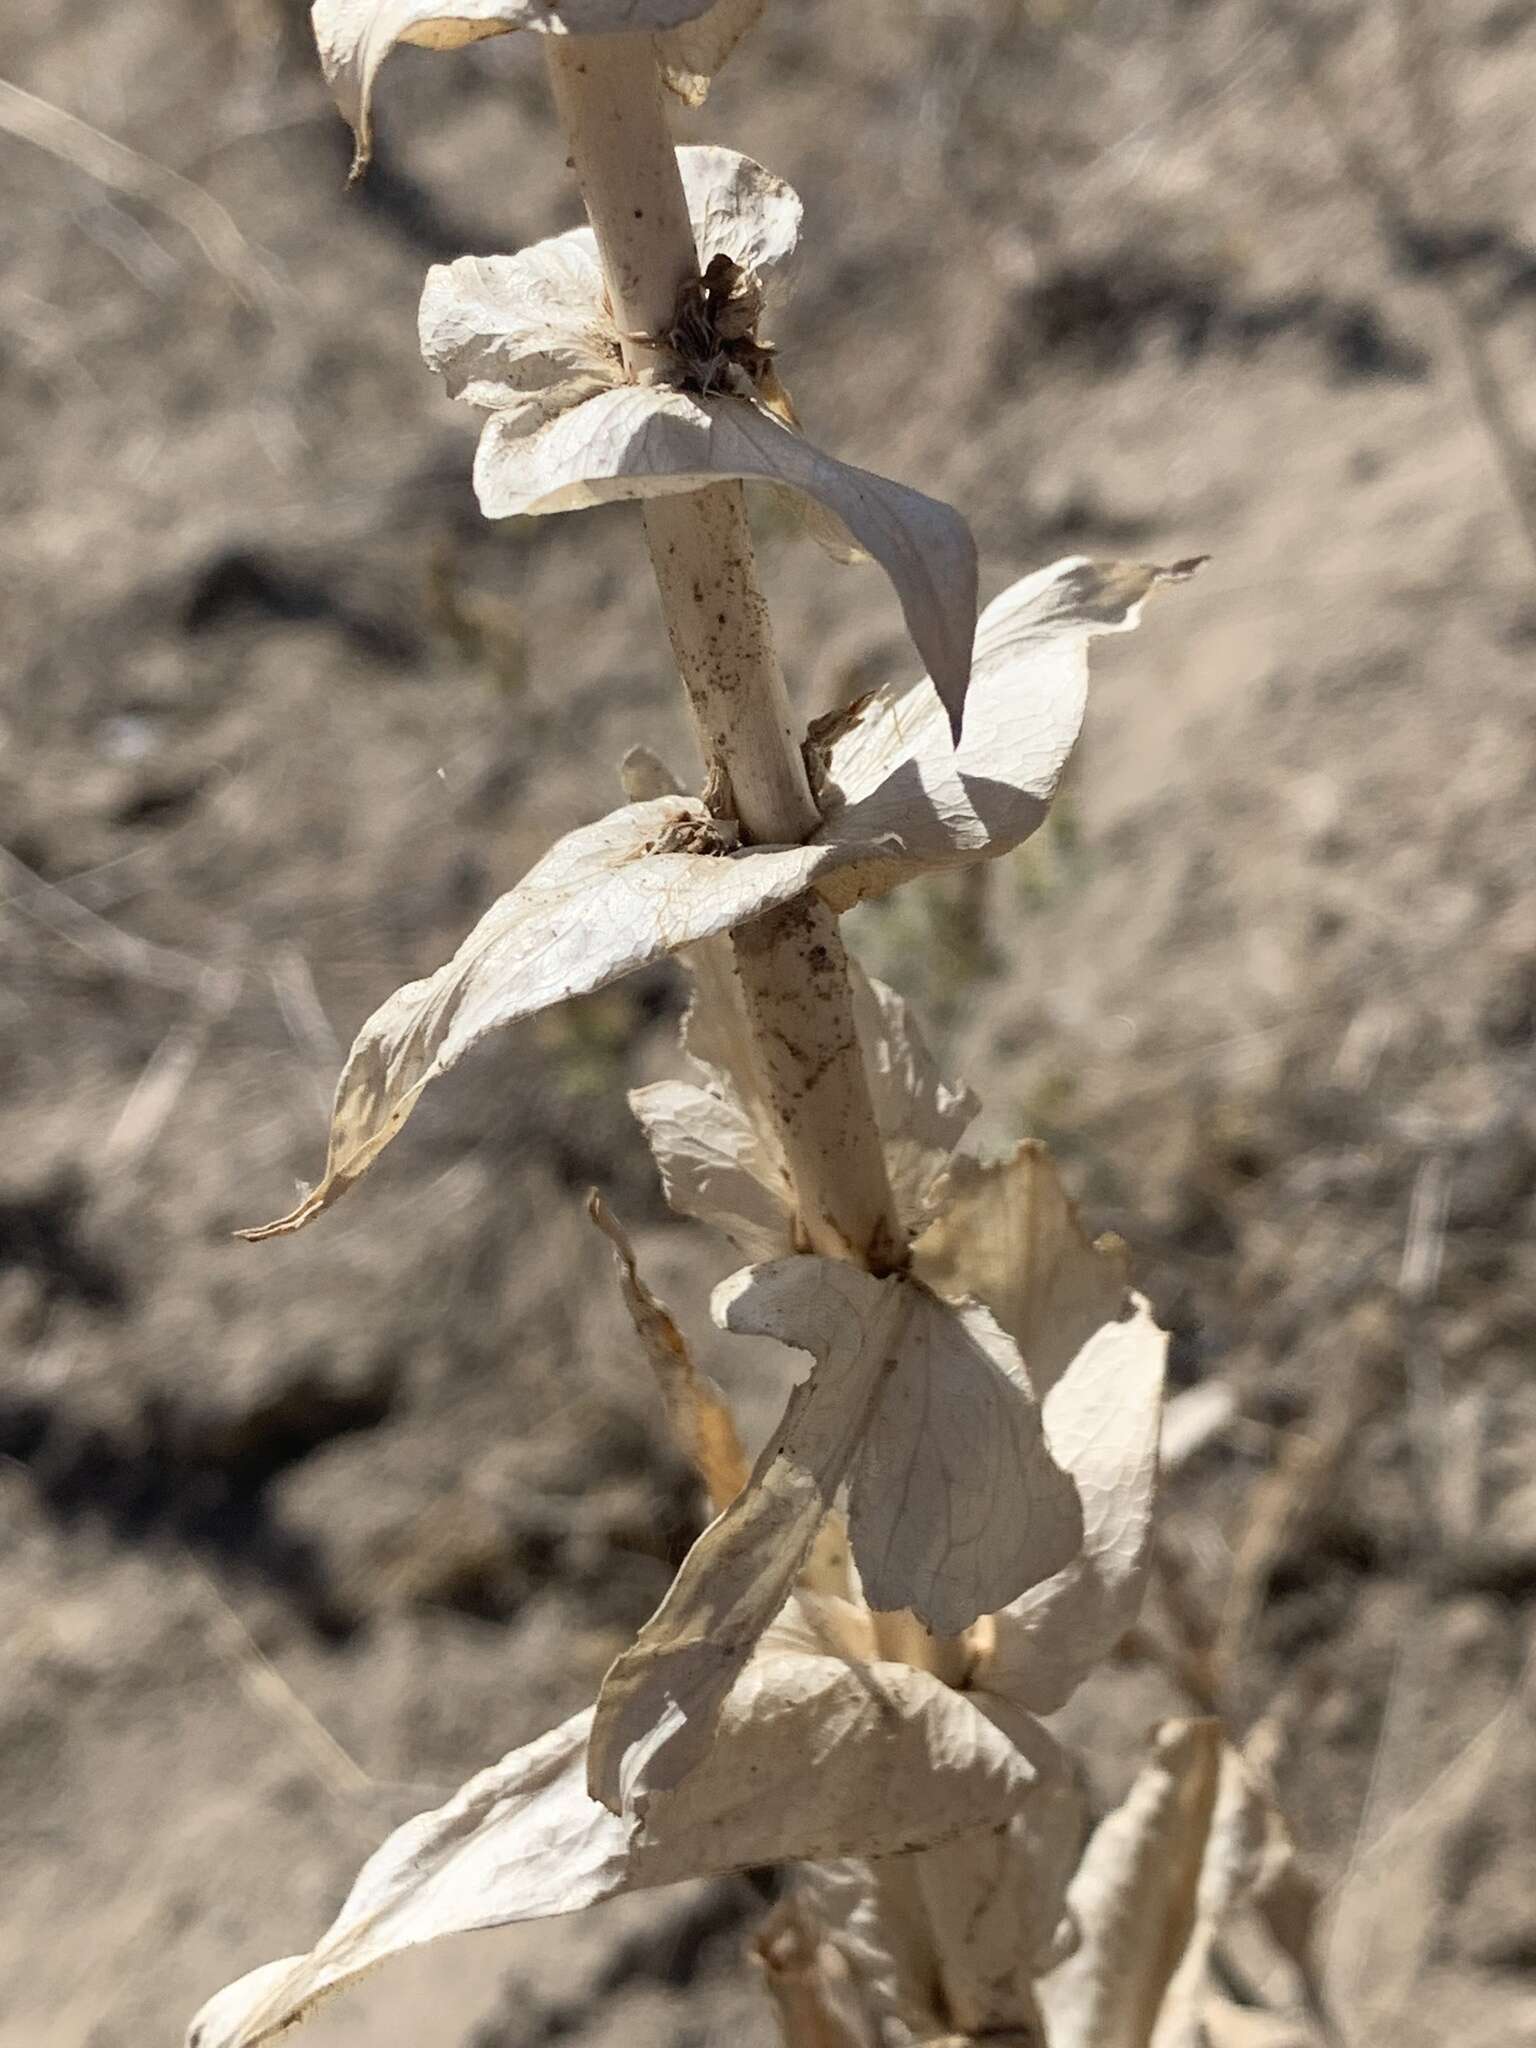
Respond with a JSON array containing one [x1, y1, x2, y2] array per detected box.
[[4, 2, 1536, 2044]]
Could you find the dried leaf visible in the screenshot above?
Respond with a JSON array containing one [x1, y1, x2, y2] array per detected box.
[[618, 743, 684, 803], [790, 1860, 937, 2047], [914, 1141, 1131, 1396], [1036, 1721, 1282, 2048], [847, 1279, 1081, 1632], [629, 1071, 795, 1260], [418, 148, 800, 421], [587, 1258, 895, 1810], [905, 1746, 1086, 2036], [631, 954, 973, 1257], [587, 1257, 1080, 1808], [472, 385, 978, 731], [813, 556, 1202, 907], [792, 1750, 1085, 2046], [189, 1637, 1057, 2048], [418, 235, 615, 419], [676, 141, 802, 281], [421, 144, 976, 725], [854, 970, 978, 1233], [313, 0, 725, 175], [240, 796, 837, 1238], [588, 1191, 747, 1512], [915, 1143, 1166, 1717]]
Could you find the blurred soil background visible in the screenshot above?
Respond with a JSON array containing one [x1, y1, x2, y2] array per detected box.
[[4, 1, 1536, 2042]]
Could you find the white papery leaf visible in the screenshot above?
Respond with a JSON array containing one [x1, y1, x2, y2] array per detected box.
[[915, 1143, 1166, 1717], [813, 556, 1202, 907], [473, 385, 978, 730], [789, 1745, 1083, 2048], [906, 1744, 1086, 2036], [419, 236, 615, 418], [630, 1073, 794, 1259], [240, 797, 840, 1238], [978, 1297, 1165, 1714], [631, 954, 973, 1258], [847, 1279, 1081, 1633], [313, 0, 727, 175], [420, 145, 978, 720], [854, 970, 977, 1232], [913, 1142, 1131, 1396], [587, 1257, 1080, 1808], [788, 1861, 934, 2047], [419, 148, 799, 421], [1037, 1721, 1282, 2048], [678, 142, 802, 282], [189, 1635, 1057, 2048]]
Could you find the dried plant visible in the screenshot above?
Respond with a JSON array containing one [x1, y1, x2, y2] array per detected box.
[[187, 8, 1308, 2047]]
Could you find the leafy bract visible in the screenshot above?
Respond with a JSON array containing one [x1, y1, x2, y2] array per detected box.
[[1036, 1720, 1289, 2048], [915, 1143, 1166, 1716], [313, 0, 735, 176], [420, 147, 980, 730], [586, 1255, 1081, 1809], [188, 1623, 1057, 2048], [631, 950, 975, 1258], [812, 554, 1202, 907]]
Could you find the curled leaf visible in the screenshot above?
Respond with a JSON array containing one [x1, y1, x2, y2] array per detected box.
[[472, 385, 978, 730], [189, 1634, 1057, 2048], [1036, 1720, 1289, 2048], [916, 1143, 1167, 1716], [588, 1191, 747, 1512], [240, 796, 836, 1238], [313, 0, 728, 176], [813, 555, 1203, 906], [587, 1256, 1080, 1808]]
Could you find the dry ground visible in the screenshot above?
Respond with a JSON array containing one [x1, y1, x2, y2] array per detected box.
[[4, 1, 1536, 2043]]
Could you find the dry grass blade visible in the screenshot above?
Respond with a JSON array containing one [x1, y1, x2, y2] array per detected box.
[[0, 77, 285, 315], [1, 841, 222, 995]]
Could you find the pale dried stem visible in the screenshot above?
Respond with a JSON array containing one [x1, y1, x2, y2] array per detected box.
[[543, 34, 902, 1271]]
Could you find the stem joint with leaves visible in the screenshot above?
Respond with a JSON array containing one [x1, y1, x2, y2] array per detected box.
[[190, 9, 1313, 2048]]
